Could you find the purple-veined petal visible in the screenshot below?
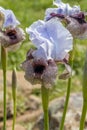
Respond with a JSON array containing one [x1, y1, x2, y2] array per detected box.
[[0, 7, 20, 28], [26, 18, 73, 61]]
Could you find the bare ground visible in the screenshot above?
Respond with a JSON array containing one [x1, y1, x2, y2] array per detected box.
[[0, 70, 41, 130]]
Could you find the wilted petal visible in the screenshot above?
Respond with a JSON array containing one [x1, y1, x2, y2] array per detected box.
[[26, 18, 73, 61], [59, 62, 72, 79], [26, 49, 34, 60], [0, 7, 20, 28], [0, 27, 25, 50]]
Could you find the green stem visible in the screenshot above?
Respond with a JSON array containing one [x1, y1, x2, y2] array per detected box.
[[59, 78, 72, 130], [59, 48, 74, 130], [79, 101, 87, 130], [12, 92, 16, 130], [41, 85, 49, 130], [79, 50, 87, 130], [12, 68, 17, 130], [1, 46, 7, 130]]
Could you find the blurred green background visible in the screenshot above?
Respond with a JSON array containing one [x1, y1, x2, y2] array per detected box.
[[0, 0, 87, 73]]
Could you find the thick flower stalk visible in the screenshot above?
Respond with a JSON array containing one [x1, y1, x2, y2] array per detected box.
[[22, 18, 73, 130], [0, 7, 25, 130]]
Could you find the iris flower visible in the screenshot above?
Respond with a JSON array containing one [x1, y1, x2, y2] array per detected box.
[[45, 0, 80, 21], [21, 18, 73, 88], [0, 7, 25, 50], [0, 7, 20, 28], [45, 0, 87, 39]]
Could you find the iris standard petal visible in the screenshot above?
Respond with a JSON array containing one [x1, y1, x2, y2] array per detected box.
[[53, 0, 80, 15], [45, 0, 80, 21], [26, 18, 73, 60], [44, 8, 58, 21], [0, 7, 20, 28]]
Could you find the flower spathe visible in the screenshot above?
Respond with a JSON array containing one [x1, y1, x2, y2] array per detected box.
[[0, 7, 25, 50], [26, 18, 73, 61], [21, 18, 73, 88]]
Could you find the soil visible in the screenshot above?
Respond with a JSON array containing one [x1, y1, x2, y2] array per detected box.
[[0, 70, 41, 130], [0, 70, 86, 130], [32, 93, 86, 130]]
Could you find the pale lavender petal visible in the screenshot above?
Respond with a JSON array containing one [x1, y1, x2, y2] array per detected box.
[[53, 0, 80, 15], [44, 18, 73, 60], [26, 20, 45, 47], [53, 0, 65, 7], [54, 0, 72, 15], [44, 8, 58, 21], [32, 43, 54, 60], [53, 0, 80, 14], [0, 7, 20, 28], [71, 5, 81, 15], [45, 0, 80, 21], [26, 18, 73, 60]]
